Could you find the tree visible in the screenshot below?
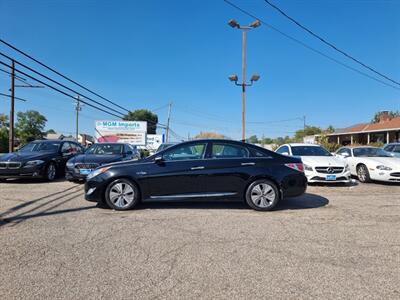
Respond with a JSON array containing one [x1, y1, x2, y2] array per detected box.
[[194, 131, 227, 139], [325, 125, 335, 133], [15, 110, 47, 144], [46, 129, 56, 134], [371, 111, 400, 123], [247, 135, 259, 144], [0, 113, 8, 127], [123, 109, 158, 134], [294, 126, 322, 142], [0, 114, 9, 153]]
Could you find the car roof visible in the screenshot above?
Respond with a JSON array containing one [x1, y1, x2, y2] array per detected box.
[[34, 140, 64, 143], [286, 143, 321, 147], [93, 143, 125, 145], [341, 145, 379, 149]]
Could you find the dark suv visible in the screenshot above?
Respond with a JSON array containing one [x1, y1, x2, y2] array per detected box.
[[0, 140, 84, 181]]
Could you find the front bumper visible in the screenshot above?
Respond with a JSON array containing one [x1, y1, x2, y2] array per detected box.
[[305, 169, 351, 183], [0, 165, 46, 179], [65, 167, 88, 181], [369, 169, 400, 182]]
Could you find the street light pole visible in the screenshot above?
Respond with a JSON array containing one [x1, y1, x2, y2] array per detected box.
[[8, 60, 15, 153], [228, 19, 261, 142]]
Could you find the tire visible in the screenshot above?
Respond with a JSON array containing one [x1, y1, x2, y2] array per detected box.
[[104, 178, 139, 210], [245, 179, 279, 211], [357, 164, 371, 183], [45, 162, 57, 181]]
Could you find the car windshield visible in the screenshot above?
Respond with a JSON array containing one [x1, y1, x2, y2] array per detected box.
[[18, 142, 60, 153], [85, 144, 122, 155], [291, 146, 332, 156], [353, 147, 391, 157]]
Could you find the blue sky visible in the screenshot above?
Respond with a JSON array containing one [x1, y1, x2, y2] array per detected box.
[[0, 0, 399, 140]]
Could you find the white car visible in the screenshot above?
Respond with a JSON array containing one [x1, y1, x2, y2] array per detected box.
[[276, 143, 351, 183], [335, 146, 400, 183]]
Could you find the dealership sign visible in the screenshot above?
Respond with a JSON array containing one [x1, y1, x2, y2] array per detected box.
[[95, 120, 147, 145], [146, 134, 165, 151]]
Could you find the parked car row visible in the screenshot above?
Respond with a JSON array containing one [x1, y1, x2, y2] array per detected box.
[[0, 140, 140, 182], [275, 143, 400, 183]]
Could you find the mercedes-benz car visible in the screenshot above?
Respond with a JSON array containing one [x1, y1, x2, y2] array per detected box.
[[84, 139, 307, 211], [335, 146, 400, 183], [65, 143, 140, 182], [275, 143, 351, 184], [0, 140, 84, 181]]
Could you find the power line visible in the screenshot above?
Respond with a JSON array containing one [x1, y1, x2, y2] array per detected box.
[[262, 0, 400, 87], [0, 52, 127, 117], [223, 0, 400, 91], [0, 59, 125, 119], [0, 92, 27, 102], [0, 67, 28, 84], [0, 38, 131, 113]]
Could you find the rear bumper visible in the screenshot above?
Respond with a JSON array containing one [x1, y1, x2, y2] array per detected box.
[[281, 173, 307, 198]]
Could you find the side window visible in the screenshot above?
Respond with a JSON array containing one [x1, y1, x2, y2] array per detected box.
[[276, 146, 289, 155], [393, 145, 400, 153], [384, 145, 394, 152], [251, 149, 272, 158], [338, 148, 351, 157], [61, 142, 72, 153], [211, 143, 249, 159], [163, 143, 206, 161], [69, 142, 81, 154]]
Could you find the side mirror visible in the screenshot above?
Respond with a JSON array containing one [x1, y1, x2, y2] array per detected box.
[[154, 156, 164, 164]]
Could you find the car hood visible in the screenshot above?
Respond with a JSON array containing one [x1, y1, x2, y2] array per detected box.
[[71, 154, 123, 165], [0, 151, 55, 162], [299, 156, 346, 167], [356, 157, 400, 169]]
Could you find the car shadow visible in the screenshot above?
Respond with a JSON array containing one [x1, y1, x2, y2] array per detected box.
[[133, 193, 329, 211], [0, 177, 67, 184]]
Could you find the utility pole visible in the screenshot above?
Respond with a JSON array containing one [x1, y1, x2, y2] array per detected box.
[[165, 102, 172, 142], [228, 19, 261, 142], [75, 95, 81, 142], [8, 60, 15, 153]]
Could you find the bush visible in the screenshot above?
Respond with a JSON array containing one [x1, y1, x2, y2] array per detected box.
[[140, 149, 150, 158]]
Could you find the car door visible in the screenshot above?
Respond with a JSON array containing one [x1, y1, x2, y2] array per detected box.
[[140, 142, 209, 199], [59, 142, 74, 167], [198, 142, 255, 196]]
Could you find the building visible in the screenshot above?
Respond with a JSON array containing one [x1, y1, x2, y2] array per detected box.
[[45, 132, 94, 147], [327, 111, 400, 145]]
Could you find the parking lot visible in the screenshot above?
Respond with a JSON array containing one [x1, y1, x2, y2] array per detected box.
[[1, 180, 399, 299]]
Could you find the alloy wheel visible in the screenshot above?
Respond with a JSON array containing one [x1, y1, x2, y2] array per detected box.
[[358, 166, 366, 182], [108, 182, 135, 209], [250, 183, 276, 208], [47, 163, 56, 180]]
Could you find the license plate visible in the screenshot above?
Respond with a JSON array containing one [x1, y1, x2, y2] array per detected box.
[[326, 175, 336, 181], [79, 169, 92, 175]]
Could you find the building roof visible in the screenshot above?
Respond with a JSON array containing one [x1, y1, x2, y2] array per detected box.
[[328, 117, 400, 136]]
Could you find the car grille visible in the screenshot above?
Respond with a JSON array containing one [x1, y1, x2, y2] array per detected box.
[[315, 167, 344, 174], [75, 163, 99, 170], [0, 162, 22, 169], [390, 172, 400, 177]]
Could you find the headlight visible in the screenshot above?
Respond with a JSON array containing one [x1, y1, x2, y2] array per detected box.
[[376, 165, 392, 171], [66, 161, 74, 168], [24, 160, 45, 167], [87, 167, 111, 180], [304, 164, 313, 171], [345, 164, 350, 171]]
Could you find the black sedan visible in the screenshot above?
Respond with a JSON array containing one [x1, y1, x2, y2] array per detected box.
[[85, 139, 307, 211], [0, 140, 84, 181], [65, 143, 140, 182]]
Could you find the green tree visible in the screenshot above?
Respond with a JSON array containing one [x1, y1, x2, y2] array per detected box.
[[0, 127, 8, 153], [123, 109, 158, 134], [247, 135, 259, 144], [371, 111, 400, 123], [46, 129, 56, 134], [0, 113, 8, 127], [325, 125, 335, 133], [294, 126, 322, 142], [15, 110, 47, 144], [194, 131, 226, 139]]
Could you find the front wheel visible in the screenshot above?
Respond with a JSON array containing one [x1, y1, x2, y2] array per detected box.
[[357, 164, 371, 183], [45, 162, 57, 181], [105, 179, 139, 210], [245, 179, 279, 211]]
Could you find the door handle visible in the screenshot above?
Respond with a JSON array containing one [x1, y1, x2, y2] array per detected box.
[[190, 166, 205, 170], [241, 162, 255, 166]]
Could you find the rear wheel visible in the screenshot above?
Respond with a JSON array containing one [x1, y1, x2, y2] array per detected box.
[[105, 179, 139, 210], [357, 164, 371, 183], [245, 179, 279, 211]]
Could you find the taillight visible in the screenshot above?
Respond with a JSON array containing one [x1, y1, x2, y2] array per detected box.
[[285, 163, 304, 173]]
